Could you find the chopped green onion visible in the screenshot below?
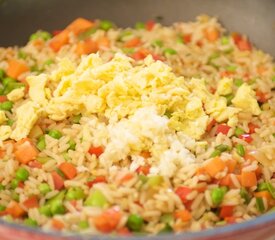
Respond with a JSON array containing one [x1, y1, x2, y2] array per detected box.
[[39, 183, 51, 195], [234, 79, 244, 87], [152, 40, 163, 47], [78, 220, 89, 229], [215, 144, 230, 152], [47, 129, 62, 139], [3, 82, 25, 95], [0, 101, 13, 111], [15, 167, 29, 181], [163, 48, 177, 55], [36, 135, 46, 151], [235, 127, 245, 137], [2, 77, 16, 87], [211, 187, 227, 206], [11, 179, 20, 189], [210, 149, 221, 158], [258, 182, 275, 199], [226, 65, 237, 72], [256, 197, 265, 213], [221, 36, 230, 45], [84, 189, 107, 207], [147, 175, 163, 187], [72, 114, 81, 124], [208, 52, 220, 61], [240, 187, 251, 204], [68, 139, 76, 151], [99, 20, 113, 31], [0, 69, 5, 80], [236, 144, 245, 157], [24, 218, 38, 227], [55, 168, 66, 178], [126, 214, 144, 231], [65, 187, 85, 200], [50, 199, 66, 215], [135, 22, 145, 30]]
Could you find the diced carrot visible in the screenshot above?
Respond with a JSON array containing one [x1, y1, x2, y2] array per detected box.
[[6, 59, 29, 79], [140, 151, 151, 159], [131, 48, 150, 61], [204, 28, 219, 42], [28, 160, 42, 169], [0, 96, 7, 103], [117, 227, 132, 236], [87, 176, 107, 188], [32, 39, 44, 48], [257, 65, 267, 75], [51, 171, 64, 190], [124, 37, 141, 48], [237, 38, 252, 51], [241, 171, 257, 187], [239, 133, 253, 143], [136, 165, 151, 175], [75, 39, 98, 56], [59, 162, 77, 180], [49, 29, 70, 52], [204, 157, 226, 178], [183, 34, 192, 43], [216, 124, 231, 135], [196, 167, 206, 176], [196, 186, 207, 193], [174, 209, 192, 222], [119, 173, 134, 184], [219, 206, 234, 219], [256, 90, 268, 103], [254, 191, 272, 200], [226, 159, 237, 173], [0, 149, 5, 159], [248, 123, 259, 134], [88, 146, 104, 157], [51, 218, 65, 230], [93, 208, 121, 233], [224, 216, 236, 224], [18, 181, 24, 188], [220, 71, 233, 78], [5, 201, 26, 218], [206, 119, 216, 132], [255, 166, 262, 178], [23, 196, 39, 209], [14, 139, 38, 164], [219, 174, 233, 188], [145, 20, 155, 31], [244, 153, 256, 162], [66, 18, 94, 35], [97, 36, 110, 49], [175, 186, 193, 204]]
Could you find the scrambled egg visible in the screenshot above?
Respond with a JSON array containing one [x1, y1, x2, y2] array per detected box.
[[0, 125, 12, 141], [0, 111, 7, 124], [7, 87, 25, 102], [8, 53, 261, 141], [232, 83, 261, 115], [216, 77, 233, 95]]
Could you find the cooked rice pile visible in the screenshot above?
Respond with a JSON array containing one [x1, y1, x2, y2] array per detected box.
[[0, 15, 274, 235]]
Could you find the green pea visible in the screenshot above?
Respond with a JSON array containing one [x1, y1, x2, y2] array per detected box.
[[24, 218, 38, 227], [3, 82, 25, 95], [18, 50, 27, 60], [0, 101, 13, 111], [147, 175, 163, 187], [135, 22, 145, 29], [152, 40, 163, 47], [176, 36, 184, 44], [99, 20, 113, 31], [36, 135, 46, 151], [235, 127, 245, 137], [84, 189, 107, 207], [0, 183, 4, 191], [0, 69, 5, 80], [224, 94, 234, 105], [11, 179, 20, 189], [72, 114, 81, 124], [240, 187, 251, 204], [48, 129, 62, 139], [15, 167, 29, 181], [11, 192, 19, 202], [158, 223, 173, 234], [39, 204, 52, 217], [68, 139, 76, 151], [62, 152, 71, 161], [234, 78, 244, 87], [65, 187, 85, 200], [208, 52, 220, 61], [78, 220, 89, 229], [126, 214, 144, 231], [163, 48, 177, 55], [236, 144, 245, 157], [256, 197, 265, 213], [215, 144, 230, 152], [0, 205, 6, 211], [39, 183, 51, 195], [50, 199, 66, 215], [2, 77, 16, 87], [210, 149, 221, 158], [29, 31, 52, 41], [221, 36, 230, 45], [211, 187, 226, 206]]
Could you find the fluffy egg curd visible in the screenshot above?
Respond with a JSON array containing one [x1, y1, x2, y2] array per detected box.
[[9, 53, 261, 141]]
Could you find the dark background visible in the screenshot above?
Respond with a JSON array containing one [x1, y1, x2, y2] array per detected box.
[[0, 0, 274, 57]]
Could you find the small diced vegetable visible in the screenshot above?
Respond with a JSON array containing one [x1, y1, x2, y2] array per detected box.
[[174, 209, 192, 222], [36, 135, 46, 151], [49, 30, 70, 52], [241, 171, 257, 187], [211, 187, 227, 206], [240, 187, 251, 204], [24, 218, 38, 227], [65, 187, 85, 200], [135, 22, 145, 29], [14, 139, 38, 164], [5, 201, 26, 218], [88, 146, 104, 157], [84, 189, 107, 207], [219, 206, 234, 219], [15, 167, 29, 181], [234, 127, 245, 137], [147, 175, 163, 187], [66, 18, 94, 35], [175, 186, 192, 203], [39, 183, 51, 195], [0, 101, 13, 111], [256, 197, 265, 213], [68, 139, 76, 151], [51, 171, 64, 190], [99, 20, 113, 31], [163, 48, 177, 55], [59, 162, 77, 179], [236, 144, 245, 157], [47, 129, 62, 139], [6, 59, 29, 79], [126, 214, 144, 231], [205, 157, 226, 178], [23, 196, 39, 209], [216, 124, 231, 135]]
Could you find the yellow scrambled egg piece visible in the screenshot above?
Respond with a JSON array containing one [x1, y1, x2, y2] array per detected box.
[[232, 83, 261, 115], [0, 125, 12, 141], [27, 74, 48, 105], [7, 87, 25, 102], [216, 77, 233, 95], [0, 111, 7, 124]]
